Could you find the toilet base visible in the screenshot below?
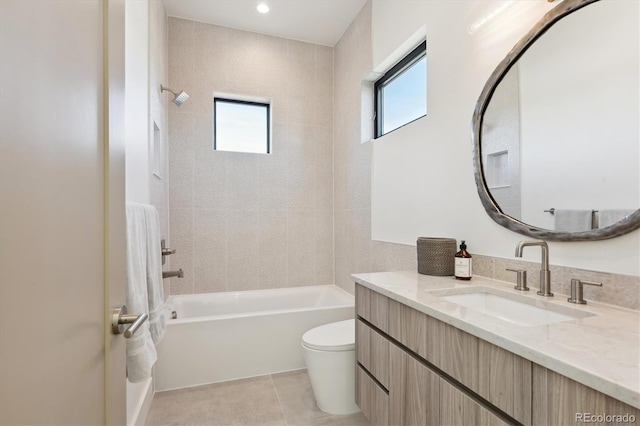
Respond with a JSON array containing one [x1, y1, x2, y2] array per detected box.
[[302, 344, 360, 415]]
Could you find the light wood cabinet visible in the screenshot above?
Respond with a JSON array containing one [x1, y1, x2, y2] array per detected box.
[[389, 343, 440, 426], [532, 365, 640, 426], [356, 284, 388, 333], [356, 319, 389, 389], [356, 365, 388, 426], [439, 378, 510, 426], [389, 299, 439, 365], [438, 321, 480, 392], [355, 285, 635, 426], [478, 340, 532, 425]]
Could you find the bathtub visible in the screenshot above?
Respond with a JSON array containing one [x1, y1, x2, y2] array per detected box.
[[154, 285, 354, 391]]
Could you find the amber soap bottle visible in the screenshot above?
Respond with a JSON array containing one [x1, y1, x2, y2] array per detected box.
[[455, 240, 472, 280]]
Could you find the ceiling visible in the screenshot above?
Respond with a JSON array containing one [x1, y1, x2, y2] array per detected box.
[[164, 0, 367, 46]]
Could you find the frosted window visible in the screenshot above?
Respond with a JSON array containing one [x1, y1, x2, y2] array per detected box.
[[214, 98, 270, 154], [375, 41, 427, 137]]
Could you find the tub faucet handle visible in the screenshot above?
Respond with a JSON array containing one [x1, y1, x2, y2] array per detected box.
[[568, 279, 602, 305], [506, 268, 529, 291]]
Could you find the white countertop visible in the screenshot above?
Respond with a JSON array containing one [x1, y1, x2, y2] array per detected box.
[[351, 271, 640, 409]]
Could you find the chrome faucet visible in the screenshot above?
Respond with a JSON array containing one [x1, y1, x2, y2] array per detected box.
[[515, 240, 553, 297]]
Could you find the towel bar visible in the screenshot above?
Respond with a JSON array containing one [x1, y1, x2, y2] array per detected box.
[[544, 208, 599, 214]]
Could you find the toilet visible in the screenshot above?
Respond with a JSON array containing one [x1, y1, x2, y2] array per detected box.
[[302, 319, 359, 415]]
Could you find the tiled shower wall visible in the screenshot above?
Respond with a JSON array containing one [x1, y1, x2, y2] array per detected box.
[[167, 18, 334, 294]]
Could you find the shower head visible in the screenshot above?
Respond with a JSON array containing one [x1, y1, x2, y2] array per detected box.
[[161, 85, 189, 106]]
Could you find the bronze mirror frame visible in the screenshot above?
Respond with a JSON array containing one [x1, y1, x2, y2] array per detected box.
[[471, 0, 640, 241]]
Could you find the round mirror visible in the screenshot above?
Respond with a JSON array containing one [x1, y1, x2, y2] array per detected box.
[[472, 0, 640, 241]]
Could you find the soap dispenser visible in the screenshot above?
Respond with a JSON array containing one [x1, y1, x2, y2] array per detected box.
[[455, 240, 472, 281]]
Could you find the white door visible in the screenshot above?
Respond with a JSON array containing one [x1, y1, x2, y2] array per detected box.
[[0, 1, 128, 424]]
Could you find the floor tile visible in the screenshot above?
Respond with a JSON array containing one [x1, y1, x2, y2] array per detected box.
[[270, 370, 332, 425], [145, 375, 286, 426], [144, 370, 369, 426]]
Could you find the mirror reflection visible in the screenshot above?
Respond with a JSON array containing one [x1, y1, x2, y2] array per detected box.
[[481, 0, 639, 233]]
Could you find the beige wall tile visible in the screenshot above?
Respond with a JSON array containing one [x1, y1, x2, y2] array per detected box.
[[286, 126, 316, 210], [315, 45, 334, 128], [315, 126, 334, 211], [257, 154, 288, 211], [472, 254, 495, 278], [168, 18, 195, 115], [227, 209, 259, 291], [168, 112, 194, 209], [610, 274, 640, 310], [225, 153, 259, 210], [334, 209, 372, 294], [285, 40, 316, 126], [193, 115, 227, 210], [287, 210, 317, 286], [315, 210, 334, 286], [258, 210, 288, 289], [193, 209, 227, 294], [192, 23, 228, 115], [346, 141, 371, 210], [371, 241, 417, 273], [256, 34, 289, 103], [169, 209, 194, 294]]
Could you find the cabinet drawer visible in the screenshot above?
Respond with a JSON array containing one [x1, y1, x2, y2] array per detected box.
[[479, 340, 531, 425], [438, 321, 480, 392], [356, 319, 389, 389], [532, 365, 640, 426], [356, 365, 389, 426], [356, 284, 388, 333], [389, 299, 440, 365], [440, 378, 510, 426], [439, 321, 532, 424], [389, 343, 440, 426]]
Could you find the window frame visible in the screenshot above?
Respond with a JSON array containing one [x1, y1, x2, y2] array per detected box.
[[374, 41, 427, 138], [213, 97, 271, 154]]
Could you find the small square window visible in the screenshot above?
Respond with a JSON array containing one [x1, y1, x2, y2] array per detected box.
[[214, 98, 270, 154], [374, 41, 427, 138]]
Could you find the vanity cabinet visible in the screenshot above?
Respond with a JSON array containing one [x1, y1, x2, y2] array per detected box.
[[356, 283, 637, 426], [356, 284, 526, 425]]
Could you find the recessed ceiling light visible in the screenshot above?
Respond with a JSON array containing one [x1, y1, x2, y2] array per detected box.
[[257, 3, 270, 13]]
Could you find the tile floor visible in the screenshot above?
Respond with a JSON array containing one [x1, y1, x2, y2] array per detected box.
[[144, 369, 370, 426]]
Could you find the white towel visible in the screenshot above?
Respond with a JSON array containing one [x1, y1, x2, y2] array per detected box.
[[554, 209, 593, 232], [143, 204, 166, 344], [599, 209, 634, 228], [125, 203, 157, 383]]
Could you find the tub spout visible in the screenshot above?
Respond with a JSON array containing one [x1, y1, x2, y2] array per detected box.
[[162, 269, 184, 279]]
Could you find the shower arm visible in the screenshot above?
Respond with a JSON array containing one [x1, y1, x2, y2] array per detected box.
[[160, 85, 178, 96]]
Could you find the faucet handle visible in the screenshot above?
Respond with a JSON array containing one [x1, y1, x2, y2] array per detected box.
[[506, 268, 529, 291], [568, 278, 602, 304]]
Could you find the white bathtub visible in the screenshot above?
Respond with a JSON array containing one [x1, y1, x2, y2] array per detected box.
[[154, 285, 355, 391]]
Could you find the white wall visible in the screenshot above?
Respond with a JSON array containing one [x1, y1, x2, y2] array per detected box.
[[370, 0, 640, 275]]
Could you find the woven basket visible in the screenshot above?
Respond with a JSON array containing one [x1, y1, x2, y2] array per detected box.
[[416, 237, 456, 276]]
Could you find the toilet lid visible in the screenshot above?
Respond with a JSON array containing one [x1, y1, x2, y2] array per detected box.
[[302, 319, 355, 352]]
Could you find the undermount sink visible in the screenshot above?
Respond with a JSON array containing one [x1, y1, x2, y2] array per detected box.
[[434, 287, 595, 327]]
